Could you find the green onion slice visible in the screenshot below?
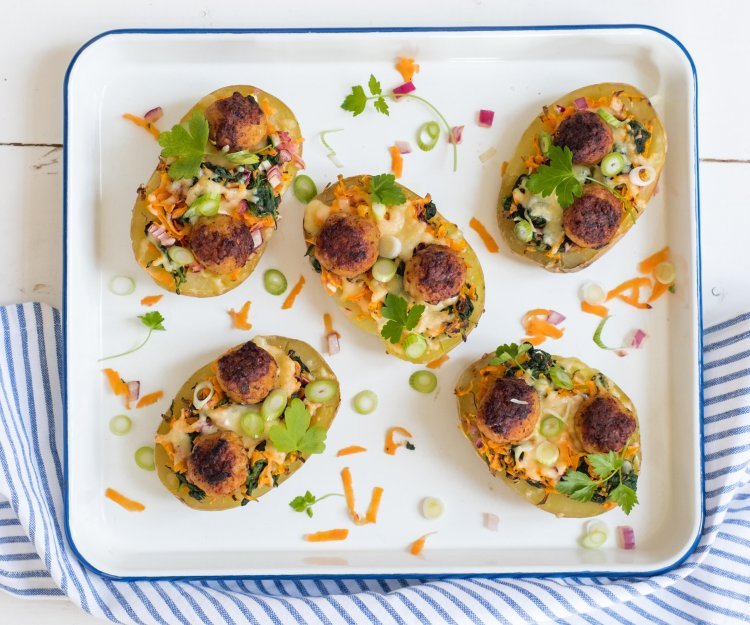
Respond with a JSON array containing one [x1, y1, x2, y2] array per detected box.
[[225, 150, 260, 165], [536, 441, 560, 466], [514, 220, 534, 243], [109, 276, 135, 296], [593, 316, 617, 350], [403, 334, 428, 360], [134, 446, 155, 471], [581, 520, 609, 549], [240, 411, 265, 438], [409, 370, 437, 394], [371, 258, 397, 283], [417, 121, 440, 151], [549, 366, 573, 390], [293, 175, 318, 204], [305, 379, 339, 404], [261, 389, 288, 420], [540, 415, 564, 438], [352, 390, 378, 415], [421, 497, 444, 520], [654, 261, 676, 285], [600, 152, 626, 177], [263, 269, 288, 296], [539, 132, 552, 155], [167, 246, 195, 267], [109, 414, 132, 436], [596, 108, 622, 128], [190, 193, 221, 217]]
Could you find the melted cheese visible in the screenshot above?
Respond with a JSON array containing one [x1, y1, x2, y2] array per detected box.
[[376, 203, 434, 259], [303, 199, 332, 236], [251, 337, 300, 398], [185, 176, 249, 214]]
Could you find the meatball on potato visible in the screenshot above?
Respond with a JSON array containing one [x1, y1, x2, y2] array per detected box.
[[456, 347, 641, 518], [497, 82, 667, 272], [131, 84, 302, 297], [303, 175, 485, 363], [155, 336, 340, 511]]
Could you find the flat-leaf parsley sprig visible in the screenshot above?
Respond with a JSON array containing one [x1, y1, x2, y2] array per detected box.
[[157, 111, 209, 180], [380, 293, 425, 345], [289, 490, 344, 518], [269, 398, 328, 455], [99, 311, 166, 361], [341, 74, 459, 172]]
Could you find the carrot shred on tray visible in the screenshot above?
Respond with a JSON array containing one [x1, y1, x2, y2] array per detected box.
[[337, 445, 367, 457], [409, 532, 437, 556], [122, 113, 160, 140], [395, 57, 420, 82], [522, 336, 546, 346], [468, 217, 499, 253], [638, 246, 670, 274], [581, 301, 609, 317], [103, 368, 131, 409], [282, 276, 305, 310], [606, 277, 652, 301], [526, 318, 563, 339], [384, 426, 413, 455], [105, 488, 145, 512], [501, 160, 509, 176], [426, 355, 450, 369], [136, 390, 163, 409], [648, 281, 669, 302], [304, 529, 349, 542], [229, 301, 253, 330], [140, 295, 163, 307], [340, 467, 382, 526], [389, 145, 404, 178], [365, 487, 384, 524]]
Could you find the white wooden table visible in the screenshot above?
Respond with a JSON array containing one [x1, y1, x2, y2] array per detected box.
[[1, 2, 745, 623]]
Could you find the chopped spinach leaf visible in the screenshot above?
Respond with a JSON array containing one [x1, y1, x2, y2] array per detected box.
[[627, 120, 651, 154], [174, 471, 206, 501], [287, 349, 311, 374]]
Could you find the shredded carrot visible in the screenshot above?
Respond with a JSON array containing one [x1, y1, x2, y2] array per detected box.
[[140, 295, 163, 307], [389, 145, 404, 178], [395, 57, 420, 82], [522, 308, 551, 326], [616, 294, 653, 310], [103, 368, 131, 409], [469, 217, 499, 253], [304, 529, 349, 542], [105, 488, 145, 512], [323, 313, 341, 339], [526, 318, 564, 339], [384, 426, 413, 455], [501, 160, 509, 176], [427, 355, 450, 369], [282, 276, 305, 310], [648, 281, 669, 303], [365, 487, 384, 524], [340, 467, 382, 525], [522, 335, 546, 346], [607, 277, 652, 300], [337, 446, 367, 457], [409, 532, 436, 556], [638, 246, 670, 274], [229, 301, 253, 330], [581, 301, 609, 317], [260, 98, 277, 134], [136, 390, 163, 409], [122, 113, 160, 140]]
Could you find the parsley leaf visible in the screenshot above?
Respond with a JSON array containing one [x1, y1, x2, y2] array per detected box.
[[555, 470, 598, 502], [373, 97, 390, 115], [371, 173, 406, 206], [268, 398, 328, 455], [157, 111, 209, 180], [556, 451, 638, 514], [380, 294, 425, 344], [608, 483, 638, 515], [99, 311, 166, 361], [490, 342, 531, 366], [289, 490, 343, 518], [587, 451, 622, 479], [368, 74, 382, 96], [341, 85, 367, 116], [526, 145, 582, 209]]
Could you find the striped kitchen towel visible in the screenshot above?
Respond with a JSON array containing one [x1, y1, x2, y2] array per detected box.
[[0, 303, 748, 625]]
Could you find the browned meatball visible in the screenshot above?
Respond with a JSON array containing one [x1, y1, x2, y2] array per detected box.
[[477, 376, 540, 444], [216, 341, 278, 404], [575, 395, 636, 454], [563, 185, 623, 249], [403, 244, 467, 305], [186, 431, 248, 497], [189, 215, 255, 275], [554, 110, 613, 165], [314, 212, 379, 278], [205, 92, 267, 152]]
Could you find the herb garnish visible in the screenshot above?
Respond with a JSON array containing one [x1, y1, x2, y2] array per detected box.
[[99, 311, 166, 361], [380, 294, 425, 344], [268, 398, 327, 455], [289, 490, 343, 518], [341, 74, 459, 171], [158, 111, 209, 180], [370, 173, 406, 206], [556, 451, 638, 514]]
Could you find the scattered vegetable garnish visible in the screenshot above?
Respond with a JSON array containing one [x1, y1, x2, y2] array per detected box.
[[449, 125, 465, 144], [581, 281, 607, 306], [409, 532, 436, 556], [593, 316, 618, 351], [268, 397, 327, 455], [293, 175, 318, 203], [103, 368, 131, 408], [264, 269, 288, 296], [281, 276, 305, 310], [109, 414, 132, 436], [341, 467, 383, 525], [479, 147, 497, 163], [140, 295, 163, 307], [557, 450, 638, 514], [371, 173, 406, 206], [109, 275, 136, 296], [606, 277, 652, 309], [380, 293, 425, 345], [618, 525, 636, 550], [409, 370, 437, 394], [99, 311, 166, 361], [365, 487, 384, 523], [389, 145, 404, 178], [342, 74, 459, 171], [122, 113, 161, 140], [384, 426, 413, 455], [426, 355, 449, 369], [320, 129, 344, 168], [304, 529, 349, 542], [229, 301, 253, 330], [638, 246, 669, 274], [468, 217, 499, 253], [477, 109, 495, 128], [105, 488, 145, 512], [417, 121, 440, 152], [305, 379, 339, 404], [323, 313, 341, 355], [337, 445, 367, 457], [580, 521, 608, 550], [395, 140, 412, 154], [134, 446, 155, 471], [352, 390, 378, 415], [581, 301, 609, 317], [289, 490, 343, 518], [392, 81, 416, 97], [521, 309, 565, 345], [395, 57, 420, 82], [136, 390, 163, 409], [143, 107, 163, 123], [483, 512, 500, 531], [421, 497, 444, 520], [157, 111, 209, 180]]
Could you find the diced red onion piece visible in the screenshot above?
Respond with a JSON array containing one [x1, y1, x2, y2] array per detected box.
[[475, 439, 483, 449], [147, 223, 175, 247], [615, 350, 628, 358], [483, 513, 500, 531], [392, 81, 416, 96], [449, 125, 464, 144], [478, 109, 495, 128], [277, 149, 292, 163], [574, 97, 588, 110], [250, 228, 263, 249], [237, 199, 248, 215], [267, 165, 282, 188], [547, 310, 566, 326], [630, 329, 647, 349], [395, 140, 412, 154], [555, 104, 566, 113], [277, 131, 292, 144], [327, 333, 340, 355], [126, 381, 140, 403], [618, 525, 636, 550], [144, 107, 163, 123]]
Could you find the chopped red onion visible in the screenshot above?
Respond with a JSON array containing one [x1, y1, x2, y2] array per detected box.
[[237, 199, 248, 215], [277, 131, 292, 144], [395, 140, 412, 154], [547, 310, 566, 326], [392, 81, 416, 97], [250, 228, 263, 249], [555, 104, 566, 113], [618, 525, 636, 550], [143, 107, 163, 123], [147, 223, 175, 247], [483, 513, 500, 531], [327, 333, 340, 355], [630, 329, 648, 349], [478, 109, 495, 128], [449, 125, 464, 144], [267, 165, 282, 188], [475, 439, 483, 449], [574, 97, 588, 110], [126, 381, 140, 403], [277, 149, 292, 163]]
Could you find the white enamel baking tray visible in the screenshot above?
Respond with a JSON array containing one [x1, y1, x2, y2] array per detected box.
[[64, 26, 701, 579]]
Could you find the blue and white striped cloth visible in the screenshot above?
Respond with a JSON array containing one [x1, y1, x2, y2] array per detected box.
[[0, 302, 748, 625]]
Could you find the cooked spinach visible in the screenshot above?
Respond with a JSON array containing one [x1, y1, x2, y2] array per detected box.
[[251, 178, 280, 219], [305, 244, 322, 273], [174, 471, 206, 501], [243, 458, 269, 500], [173, 266, 187, 295], [627, 120, 651, 154], [456, 295, 474, 323], [502, 196, 513, 213], [288, 349, 311, 374], [525, 347, 553, 378], [422, 201, 437, 221]]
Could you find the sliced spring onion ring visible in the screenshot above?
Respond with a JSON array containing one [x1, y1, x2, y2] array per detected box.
[[539, 131, 552, 155], [109, 276, 135, 296], [409, 370, 437, 393], [240, 411, 265, 438], [352, 390, 378, 415], [192, 381, 214, 410], [581, 520, 609, 550], [167, 246, 195, 267], [549, 366, 573, 390], [305, 379, 339, 404], [261, 389, 288, 420], [581, 282, 607, 305], [371, 258, 397, 283], [596, 108, 623, 127], [109, 415, 132, 436], [593, 316, 617, 350], [539, 415, 564, 438], [417, 121, 440, 151], [421, 497, 444, 520], [572, 165, 591, 184], [654, 261, 676, 285], [600, 152, 626, 177], [378, 235, 402, 259], [190, 193, 221, 217], [134, 446, 155, 471], [403, 334, 428, 360], [263, 269, 288, 295], [293, 175, 318, 203], [514, 220, 534, 243], [536, 441, 559, 466]]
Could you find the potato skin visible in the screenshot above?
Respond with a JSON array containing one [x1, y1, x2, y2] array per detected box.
[[497, 83, 667, 272]]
